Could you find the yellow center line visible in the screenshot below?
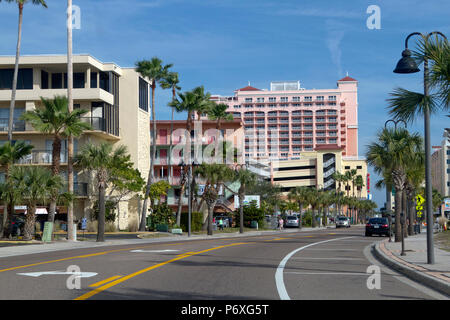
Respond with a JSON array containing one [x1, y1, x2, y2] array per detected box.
[[74, 242, 248, 300], [89, 275, 122, 288]]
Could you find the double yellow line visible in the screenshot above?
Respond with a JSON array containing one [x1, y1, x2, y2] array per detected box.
[[74, 242, 248, 300]]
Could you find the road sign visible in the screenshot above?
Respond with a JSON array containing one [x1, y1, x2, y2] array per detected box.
[[417, 211, 423, 218], [416, 205, 423, 211], [416, 194, 425, 206]]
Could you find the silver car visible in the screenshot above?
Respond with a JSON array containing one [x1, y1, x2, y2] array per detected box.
[[285, 215, 300, 228], [336, 216, 350, 228]]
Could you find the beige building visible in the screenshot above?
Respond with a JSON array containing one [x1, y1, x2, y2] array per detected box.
[[269, 145, 368, 199], [0, 54, 151, 230], [432, 129, 450, 197]]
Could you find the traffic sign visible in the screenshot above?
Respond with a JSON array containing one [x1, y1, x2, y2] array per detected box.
[[416, 194, 425, 206], [417, 211, 423, 218], [416, 205, 423, 211]]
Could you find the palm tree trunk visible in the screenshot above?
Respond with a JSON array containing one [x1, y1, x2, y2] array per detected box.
[[140, 84, 157, 231], [312, 207, 316, 228], [402, 190, 408, 239], [8, 4, 23, 142], [1, 204, 8, 239], [176, 182, 185, 227], [97, 183, 105, 242], [48, 137, 62, 223], [23, 204, 36, 241], [239, 190, 244, 233], [298, 203, 303, 229], [67, 0, 75, 241]]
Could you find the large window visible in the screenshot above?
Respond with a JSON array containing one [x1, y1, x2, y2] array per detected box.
[[91, 72, 98, 88], [41, 70, 49, 89], [73, 73, 85, 89], [52, 73, 63, 89], [99, 72, 110, 92], [139, 78, 149, 112], [0, 68, 33, 90]]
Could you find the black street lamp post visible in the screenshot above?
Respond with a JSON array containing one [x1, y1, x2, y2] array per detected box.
[[384, 119, 407, 243], [393, 31, 447, 264]]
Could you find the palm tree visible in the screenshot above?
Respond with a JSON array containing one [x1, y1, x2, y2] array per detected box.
[[0, 0, 47, 142], [306, 188, 319, 228], [235, 167, 257, 233], [193, 86, 214, 120], [0, 141, 33, 238], [366, 128, 423, 242], [288, 186, 310, 229], [135, 58, 173, 231], [195, 163, 234, 235], [405, 151, 425, 235], [75, 142, 128, 242], [21, 95, 91, 222], [208, 103, 234, 131], [9, 166, 63, 241], [160, 72, 180, 181]]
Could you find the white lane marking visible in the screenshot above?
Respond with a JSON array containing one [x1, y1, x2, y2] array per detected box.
[[275, 236, 355, 300], [17, 271, 97, 278], [130, 250, 180, 253], [303, 249, 358, 251], [285, 272, 368, 276], [290, 257, 364, 260]]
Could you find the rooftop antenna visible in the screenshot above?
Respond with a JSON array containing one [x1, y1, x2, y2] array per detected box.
[[346, 71, 349, 77], [248, 81, 251, 86]]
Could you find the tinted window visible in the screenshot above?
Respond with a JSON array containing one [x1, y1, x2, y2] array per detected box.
[[369, 218, 388, 224], [287, 216, 297, 220], [0, 68, 33, 90], [41, 70, 49, 89], [91, 72, 98, 88], [73, 73, 85, 88], [338, 217, 348, 221], [139, 78, 149, 112], [52, 73, 63, 89]]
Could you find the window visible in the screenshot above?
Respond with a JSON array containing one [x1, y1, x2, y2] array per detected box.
[[316, 96, 324, 101], [41, 71, 49, 89], [245, 98, 253, 103], [304, 96, 312, 102], [233, 105, 241, 109], [0, 68, 33, 90], [280, 97, 288, 102], [345, 166, 350, 169], [91, 72, 98, 88], [328, 96, 336, 101], [269, 97, 276, 102], [292, 97, 301, 102], [257, 97, 264, 103], [139, 78, 149, 112], [99, 72, 110, 92], [357, 165, 362, 169], [52, 73, 63, 89], [73, 73, 85, 89]]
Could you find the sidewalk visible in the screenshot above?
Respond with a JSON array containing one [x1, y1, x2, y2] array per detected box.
[[373, 231, 450, 297], [0, 226, 330, 259]]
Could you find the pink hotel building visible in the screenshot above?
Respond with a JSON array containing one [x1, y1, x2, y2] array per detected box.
[[211, 76, 359, 161]]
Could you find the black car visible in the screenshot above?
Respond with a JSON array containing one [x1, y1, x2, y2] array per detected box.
[[365, 217, 390, 237]]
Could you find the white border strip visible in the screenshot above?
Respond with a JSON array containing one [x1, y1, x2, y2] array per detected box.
[[275, 236, 355, 300]]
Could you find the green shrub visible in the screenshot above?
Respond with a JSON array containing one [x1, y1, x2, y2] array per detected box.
[[148, 203, 175, 231], [233, 202, 265, 228], [180, 211, 203, 232], [91, 200, 117, 222], [302, 211, 312, 227]]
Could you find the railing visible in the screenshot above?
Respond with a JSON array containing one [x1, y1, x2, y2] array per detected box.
[[16, 150, 68, 165], [324, 167, 335, 178], [323, 157, 336, 168], [0, 118, 26, 132], [73, 183, 88, 197], [80, 117, 106, 131], [324, 179, 334, 189]]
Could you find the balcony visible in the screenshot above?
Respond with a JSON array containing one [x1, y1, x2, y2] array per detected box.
[[0, 118, 26, 132], [73, 183, 88, 197], [16, 150, 68, 165]]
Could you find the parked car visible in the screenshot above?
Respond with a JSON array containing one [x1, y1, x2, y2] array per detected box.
[[336, 216, 350, 228], [285, 215, 300, 228], [365, 217, 391, 237]]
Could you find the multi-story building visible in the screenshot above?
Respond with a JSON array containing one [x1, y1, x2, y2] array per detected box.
[[432, 128, 450, 197], [211, 77, 359, 161], [0, 54, 151, 230], [211, 77, 369, 198], [151, 119, 244, 213]]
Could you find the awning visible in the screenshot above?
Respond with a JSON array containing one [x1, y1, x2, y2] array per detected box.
[[24, 208, 48, 215]]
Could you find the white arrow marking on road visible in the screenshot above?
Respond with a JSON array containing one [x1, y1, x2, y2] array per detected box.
[[17, 271, 98, 278], [130, 249, 180, 253]]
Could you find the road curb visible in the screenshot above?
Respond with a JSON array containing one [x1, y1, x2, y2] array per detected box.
[[372, 240, 450, 297]]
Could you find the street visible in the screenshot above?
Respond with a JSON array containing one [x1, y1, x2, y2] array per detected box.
[[0, 227, 445, 300]]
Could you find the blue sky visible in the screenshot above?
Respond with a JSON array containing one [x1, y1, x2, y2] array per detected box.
[[1, 0, 449, 208]]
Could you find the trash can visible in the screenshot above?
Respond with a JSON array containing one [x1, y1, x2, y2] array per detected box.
[[250, 221, 258, 229]]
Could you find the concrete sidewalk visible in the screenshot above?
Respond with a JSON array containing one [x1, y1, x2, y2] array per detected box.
[[0, 226, 331, 259], [373, 231, 450, 297]]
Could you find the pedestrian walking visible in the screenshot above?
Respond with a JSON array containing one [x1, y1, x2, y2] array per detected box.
[[218, 218, 224, 231], [278, 217, 284, 231]]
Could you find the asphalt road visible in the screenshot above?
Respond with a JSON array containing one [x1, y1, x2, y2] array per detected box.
[[0, 227, 446, 300]]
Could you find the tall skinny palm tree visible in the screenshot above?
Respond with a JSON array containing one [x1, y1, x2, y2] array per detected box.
[[208, 103, 234, 131], [235, 167, 257, 233], [21, 95, 91, 222], [288, 186, 310, 229], [160, 72, 180, 182], [135, 58, 172, 231], [0, 0, 48, 142]]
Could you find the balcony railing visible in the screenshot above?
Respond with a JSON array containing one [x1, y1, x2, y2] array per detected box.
[[73, 183, 88, 197], [0, 118, 25, 132], [80, 117, 106, 131], [16, 150, 68, 165]]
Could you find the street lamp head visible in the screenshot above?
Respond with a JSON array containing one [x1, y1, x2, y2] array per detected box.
[[393, 49, 420, 74]]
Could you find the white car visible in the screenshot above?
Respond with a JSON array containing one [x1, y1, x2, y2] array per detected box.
[[336, 216, 350, 228]]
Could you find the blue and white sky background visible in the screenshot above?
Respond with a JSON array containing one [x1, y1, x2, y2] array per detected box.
[[1, 0, 449, 208]]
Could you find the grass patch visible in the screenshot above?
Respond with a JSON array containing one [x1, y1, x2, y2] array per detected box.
[[137, 232, 171, 239], [435, 231, 450, 252]]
